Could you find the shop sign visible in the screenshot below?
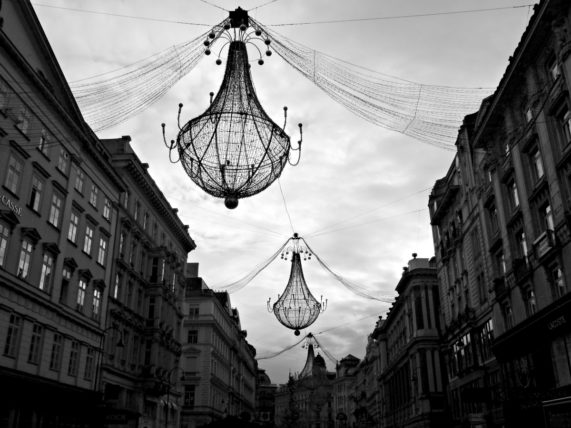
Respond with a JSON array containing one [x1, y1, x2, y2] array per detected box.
[[1, 194, 22, 216], [547, 315, 567, 331]]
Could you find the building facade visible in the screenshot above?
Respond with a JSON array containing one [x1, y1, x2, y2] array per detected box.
[[99, 136, 196, 428], [373, 256, 446, 428], [0, 1, 124, 426], [430, 0, 571, 426], [181, 265, 258, 428], [429, 116, 502, 427]]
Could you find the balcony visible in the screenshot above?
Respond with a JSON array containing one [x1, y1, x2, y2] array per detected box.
[[533, 229, 556, 261]]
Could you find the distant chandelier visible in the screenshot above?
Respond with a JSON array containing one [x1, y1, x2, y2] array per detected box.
[[163, 7, 302, 209], [268, 233, 327, 335]]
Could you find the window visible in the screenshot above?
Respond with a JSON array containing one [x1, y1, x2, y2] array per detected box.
[[83, 224, 94, 255], [552, 266, 566, 298], [488, 205, 499, 235], [16, 106, 31, 134], [476, 319, 494, 363], [68, 341, 80, 376], [0, 79, 10, 110], [92, 288, 101, 319], [38, 129, 49, 155], [77, 278, 87, 311], [113, 273, 121, 300], [17, 239, 33, 279], [187, 330, 198, 344], [524, 288, 537, 316], [28, 176, 43, 212], [57, 148, 69, 174], [103, 198, 111, 220], [89, 184, 99, 208], [3, 314, 22, 357], [0, 223, 9, 267], [558, 105, 571, 148], [496, 252, 506, 276], [4, 155, 23, 194], [543, 204, 554, 231], [39, 253, 54, 292], [530, 147, 544, 182], [97, 236, 108, 265], [503, 302, 514, 329], [143, 212, 148, 229], [122, 192, 129, 209], [189, 307, 199, 319], [28, 324, 43, 365], [525, 107, 534, 123], [509, 180, 520, 209], [184, 386, 195, 407], [476, 272, 487, 304], [49, 334, 63, 371], [60, 267, 71, 304], [74, 169, 84, 193], [134, 201, 140, 221], [48, 193, 63, 228], [415, 295, 425, 330], [517, 231, 529, 264], [67, 211, 79, 243], [84, 348, 95, 380], [548, 57, 561, 81]]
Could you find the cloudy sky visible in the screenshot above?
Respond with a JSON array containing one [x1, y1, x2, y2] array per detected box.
[[33, 0, 533, 383]]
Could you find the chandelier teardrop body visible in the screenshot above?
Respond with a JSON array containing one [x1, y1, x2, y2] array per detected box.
[[271, 252, 323, 335], [176, 40, 292, 209]]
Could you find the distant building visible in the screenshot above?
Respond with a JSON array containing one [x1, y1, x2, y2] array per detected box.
[[0, 1, 124, 426], [331, 354, 360, 428], [430, 1, 571, 426], [353, 334, 382, 426], [373, 255, 446, 428], [274, 341, 335, 428], [181, 264, 258, 428], [255, 368, 277, 427], [99, 136, 196, 428]]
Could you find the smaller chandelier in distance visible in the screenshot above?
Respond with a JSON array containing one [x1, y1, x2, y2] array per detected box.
[[268, 233, 327, 335], [162, 7, 302, 209]]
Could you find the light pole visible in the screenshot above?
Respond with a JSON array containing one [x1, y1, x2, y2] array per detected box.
[[164, 366, 185, 428]]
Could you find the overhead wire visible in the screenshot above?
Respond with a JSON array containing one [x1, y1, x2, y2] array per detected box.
[[278, 178, 295, 235], [306, 186, 432, 238], [31, 2, 212, 26], [266, 4, 534, 26]]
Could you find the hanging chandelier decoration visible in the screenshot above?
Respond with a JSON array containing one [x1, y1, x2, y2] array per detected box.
[[267, 233, 327, 335], [162, 7, 303, 209]]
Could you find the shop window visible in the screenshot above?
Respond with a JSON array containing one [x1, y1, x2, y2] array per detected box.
[[49, 334, 63, 371], [68, 341, 80, 376], [27, 324, 43, 365], [551, 333, 571, 387], [3, 313, 22, 358]]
